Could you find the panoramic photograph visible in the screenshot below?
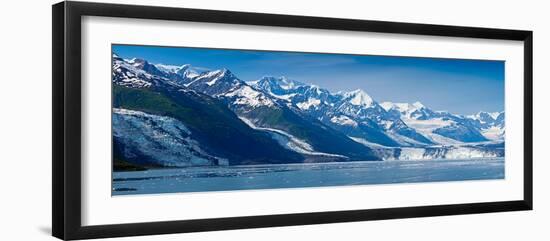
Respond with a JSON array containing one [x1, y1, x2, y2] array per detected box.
[[111, 44, 505, 195]]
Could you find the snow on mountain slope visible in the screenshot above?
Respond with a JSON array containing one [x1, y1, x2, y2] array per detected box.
[[333, 91, 377, 117], [250, 76, 336, 108], [401, 117, 464, 145], [224, 85, 275, 108], [112, 108, 228, 167], [330, 115, 358, 127], [251, 76, 432, 146], [153, 64, 182, 73], [335, 89, 382, 120], [177, 64, 205, 79], [268, 93, 297, 101], [188, 74, 378, 160], [381, 101, 437, 120], [342, 89, 375, 107], [112, 54, 154, 88], [488, 112, 500, 119], [185, 69, 242, 93], [349, 136, 389, 148], [467, 111, 505, 140], [469, 111, 501, 124], [153, 63, 207, 79], [239, 117, 346, 158], [251, 76, 306, 94], [480, 126, 505, 140], [113, 54, 194, 89], [296, 97, 322, 110], [184, 69, 277, 112], [335, 97, 434, 146], [385, 132, 428, 146], [403, 117, 453, 130], [382, 101, 494, 143]]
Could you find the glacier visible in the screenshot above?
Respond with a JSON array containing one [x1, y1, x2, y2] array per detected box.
[[238, 117, 347, 158], [372, 145, 504, 161], [112, 108, 228, 167]]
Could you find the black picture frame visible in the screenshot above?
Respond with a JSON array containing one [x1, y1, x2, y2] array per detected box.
[[52, 1, 533, 240]]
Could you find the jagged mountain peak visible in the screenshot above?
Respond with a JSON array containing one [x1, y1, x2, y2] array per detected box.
[[112, 53, 124, 62], [198, 68, 234, 80], [381, 101, 426, 112], [342, 89, 375, 107], [175, 64, 204, 79], [467, 111, 504, 129], [380, 101, 439, 121], [129, 57, 147, 65], [472, 111, 501, 121], [181, 68, 250, 97], [412, 101, 425, 108], [379, 102, 394, 110], [154, 63, 184, 74], [255, 76, 306, 90]]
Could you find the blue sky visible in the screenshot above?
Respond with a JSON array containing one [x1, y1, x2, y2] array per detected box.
[[113, 44, 504, 115]]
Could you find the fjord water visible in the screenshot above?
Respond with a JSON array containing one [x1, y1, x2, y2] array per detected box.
[[112, 158, 504, 195]]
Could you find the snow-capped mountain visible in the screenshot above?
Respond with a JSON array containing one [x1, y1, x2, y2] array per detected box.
[[185, 70, 289, 112], [154, 63, 204, 79], [249, 76, 307, 96], [470, 111, 500, 124], [381, 101, 438, 120], [333, 90, 435, 146], [112, 54, 191, 89], [467, 111, 505, 140], [185, 69, 241, 94], [335, 89, 381, 121], [251, 76, 433, 147], [381, 101, 493, 143], [111, 53, 505, 165], [340, 89, 375, 107], [180, 73, 377, 160], [250, 76, 337, 111], [469, 111, 505, 128], [112, 54, 155, 88]]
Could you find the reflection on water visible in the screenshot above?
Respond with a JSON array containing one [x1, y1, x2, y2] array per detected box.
[[112, 158, 504, 195]]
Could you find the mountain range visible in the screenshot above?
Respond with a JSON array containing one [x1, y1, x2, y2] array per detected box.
[[111, 53, 505, 169]]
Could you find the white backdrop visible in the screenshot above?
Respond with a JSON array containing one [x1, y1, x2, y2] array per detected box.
[[81, 15, 524, 226], [0, 0, 548, 240]]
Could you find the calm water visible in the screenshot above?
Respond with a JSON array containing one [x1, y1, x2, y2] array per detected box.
[[112, 158, 504, 195]]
